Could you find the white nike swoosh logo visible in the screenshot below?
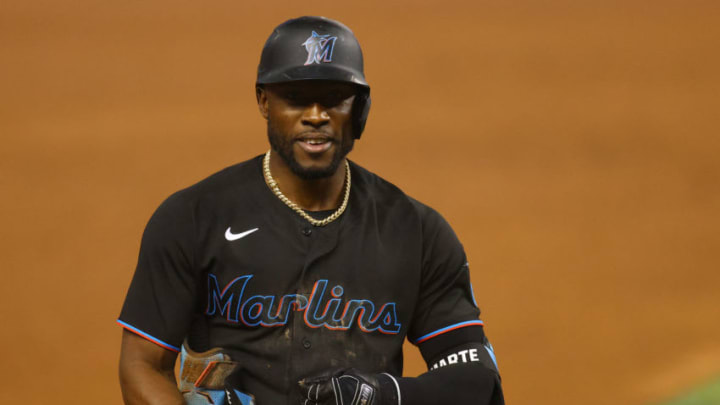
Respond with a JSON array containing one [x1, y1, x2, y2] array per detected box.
[[225, 227, 259, 241]]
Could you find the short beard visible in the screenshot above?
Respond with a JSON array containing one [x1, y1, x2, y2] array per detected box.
[[267, 122, 354, 180]]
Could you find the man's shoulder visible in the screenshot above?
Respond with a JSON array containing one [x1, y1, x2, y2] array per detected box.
[[155, 155, 263, 213], [172, 155, 262, 198], [350, 160, 443, 221]]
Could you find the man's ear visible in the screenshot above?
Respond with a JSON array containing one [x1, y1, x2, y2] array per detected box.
[[256, 85, 269, 119]]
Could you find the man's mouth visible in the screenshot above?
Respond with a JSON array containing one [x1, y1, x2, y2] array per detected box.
[[303, 138, 328, 145], [296, 134, 333, 154]]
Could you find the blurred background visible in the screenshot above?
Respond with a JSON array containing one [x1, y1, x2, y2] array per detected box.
[[1, 1, 719, 404]]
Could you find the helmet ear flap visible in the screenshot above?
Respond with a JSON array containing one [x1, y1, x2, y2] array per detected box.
[[353, 89, 371, 139]]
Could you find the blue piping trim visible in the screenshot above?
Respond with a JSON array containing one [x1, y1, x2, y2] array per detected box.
[[469, 283, 479, 308], [485, 343, 499, 369], [117, 319, 180, 352], [413, 320, 484, 344]]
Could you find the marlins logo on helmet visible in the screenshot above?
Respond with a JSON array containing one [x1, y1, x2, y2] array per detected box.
[[302, 31, 337, 65]]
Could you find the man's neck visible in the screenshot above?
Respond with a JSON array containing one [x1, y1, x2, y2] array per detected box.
[[267, 153, 347, 212]]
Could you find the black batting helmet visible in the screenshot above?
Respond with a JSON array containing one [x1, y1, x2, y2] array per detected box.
[[257, 16, 371, 139]]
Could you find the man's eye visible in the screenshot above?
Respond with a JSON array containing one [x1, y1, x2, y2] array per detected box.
[[326, 91, 350, 106]]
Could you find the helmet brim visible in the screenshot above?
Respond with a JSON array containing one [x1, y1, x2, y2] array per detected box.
[[256, 64, 368, 88]]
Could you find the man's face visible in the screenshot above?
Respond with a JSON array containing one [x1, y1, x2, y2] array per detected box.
[[258, 80, 357, 180]]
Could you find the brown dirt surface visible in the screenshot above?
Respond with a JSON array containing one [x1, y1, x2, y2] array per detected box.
[[1, 1, 719, 404]]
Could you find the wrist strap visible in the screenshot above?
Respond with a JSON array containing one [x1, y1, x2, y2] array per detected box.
[[380, 373, 401, 405]]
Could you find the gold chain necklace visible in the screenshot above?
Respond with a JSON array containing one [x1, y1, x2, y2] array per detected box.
[[263, 150, 351, 227]]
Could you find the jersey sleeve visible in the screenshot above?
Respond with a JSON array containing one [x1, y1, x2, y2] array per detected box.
[[117, 192, 199, 352], [407, 205, 483, 345]]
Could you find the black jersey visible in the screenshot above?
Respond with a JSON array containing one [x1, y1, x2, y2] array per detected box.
[[118, 155, 483, 405]]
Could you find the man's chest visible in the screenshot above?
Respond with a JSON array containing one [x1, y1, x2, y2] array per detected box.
[[194, 215, 423, 338]]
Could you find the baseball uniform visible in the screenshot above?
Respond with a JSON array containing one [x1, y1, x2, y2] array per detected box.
[[118, 155, 492, 404]]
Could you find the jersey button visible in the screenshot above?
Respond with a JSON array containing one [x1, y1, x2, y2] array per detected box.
[[302, 338, 311, 349], [302, 227, 312, 236]]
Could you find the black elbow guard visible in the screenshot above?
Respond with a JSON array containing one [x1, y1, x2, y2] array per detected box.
[[399, 358, 503, 405], [401, 327, 504, 405], [418, 325, 500, 376]]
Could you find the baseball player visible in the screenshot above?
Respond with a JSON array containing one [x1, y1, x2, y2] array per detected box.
[[118, 16, 504, 405]]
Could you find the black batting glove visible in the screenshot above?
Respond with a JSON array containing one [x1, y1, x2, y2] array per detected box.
[[299, 368, 400, 405]]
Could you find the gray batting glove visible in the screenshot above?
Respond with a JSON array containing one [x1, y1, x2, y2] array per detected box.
[[299, 368, 400, 405]]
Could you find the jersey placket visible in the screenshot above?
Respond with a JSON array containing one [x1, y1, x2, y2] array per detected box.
[[287, 216, 342, 403]]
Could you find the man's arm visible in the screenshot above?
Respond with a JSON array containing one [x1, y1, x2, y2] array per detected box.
[[299, 326, 504, 405], [396, 339, 503, 405], [299, 353, 501, 405], [119, 329, 185, 405]]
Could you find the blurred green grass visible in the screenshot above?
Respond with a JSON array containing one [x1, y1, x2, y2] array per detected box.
[[657, 378, 720, 405]]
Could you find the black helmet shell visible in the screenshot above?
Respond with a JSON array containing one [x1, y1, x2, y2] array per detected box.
[[257, 16, 368, 87]]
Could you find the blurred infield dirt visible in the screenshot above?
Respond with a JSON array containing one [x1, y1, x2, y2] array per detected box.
[[1, 1, 719, 405]]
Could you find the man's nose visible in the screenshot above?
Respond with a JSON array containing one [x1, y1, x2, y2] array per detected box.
[[301, 103, 330, 127]]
